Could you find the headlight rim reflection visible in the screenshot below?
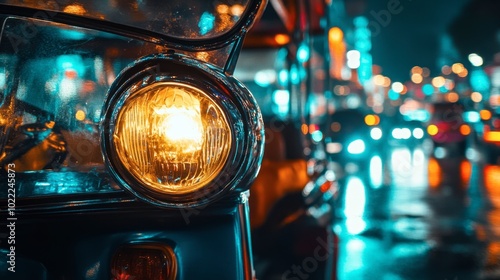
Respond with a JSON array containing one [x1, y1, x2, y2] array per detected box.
[[101, 53, 263, 208]]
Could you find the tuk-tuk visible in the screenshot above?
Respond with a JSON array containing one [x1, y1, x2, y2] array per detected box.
[[0, 1, 266, 279]]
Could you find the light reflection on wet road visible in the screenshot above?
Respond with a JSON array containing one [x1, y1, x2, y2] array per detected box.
[[334, 145, 500, 280]]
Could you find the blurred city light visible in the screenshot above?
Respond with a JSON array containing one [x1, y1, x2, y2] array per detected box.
[[254, 69, 276, 87], [274, 34, 290, 45], [480, 109, 492, 121], [444, 79, 455, 90], [272, 89, 290, 106], [198, 12, 215, 35], [311, 130, 324, 143], [347, 139, 366, 154], [370, 127, 383, 140], [422, 67, 430, 77], [383, 77, 391, 87], [373, 74, 385, 86], [431, 76, 446, 88], [364, 114, 380, 126], [464, 111, 481, 123], [470, 68, 491, 92], [297, 44, 310, 63], [411, 66, 423, 74], [278, 69, 288, 86], [447, 92, 459, 102], [460, 124, 471, 136], [468, 53, 484, 67], [329, 27, 344, 43], [427, 124, 438, 136], [452, 63, 465, 74], [422, 84, 434, 95], [411, 73, 423, 84], [441, 65, 452, 75], [230, 4, 244, 16], [412, 128, 424, 139], [75, 110, 86, 121], [347, 50, 361, 69], [369, 155, 383, 188], [457, 68, 468, 78], [471, 91, 483, 102], [392, 82, 404, 93], [343, 176, 366, 220], [388, 89, 399, 100]]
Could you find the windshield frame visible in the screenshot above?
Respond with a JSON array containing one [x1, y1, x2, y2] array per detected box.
[[0, 0, 267, 52]]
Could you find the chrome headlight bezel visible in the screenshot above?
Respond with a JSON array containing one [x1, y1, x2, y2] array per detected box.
[[101, 53, 264, 208]]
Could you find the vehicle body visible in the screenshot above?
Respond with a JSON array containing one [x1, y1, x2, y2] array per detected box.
[[426, 102, 469, 156], [324, 108, 384, 164], [0, 1, 267, 279], [388, 116, 429, 148], [237, 0, 339, 279], [478, 108, 500, 164]]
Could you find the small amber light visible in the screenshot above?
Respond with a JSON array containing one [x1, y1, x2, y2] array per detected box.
[[460, 124, 471, 136], [427, 124, 439, 136], [328, 27, 343, 43], [75, 110, 86, 121], [484, 131, 500, 142], [274, 34, 290, 45], [111, 243, 177, 280], [428, 157, 442, 189], [364, 114, 380, 126], [364, 114, 376, 126], [301, 124, 308, 135], [480, 109, 492, 121]]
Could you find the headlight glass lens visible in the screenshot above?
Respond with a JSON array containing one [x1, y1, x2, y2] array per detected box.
[[113, 82, 232, 195]]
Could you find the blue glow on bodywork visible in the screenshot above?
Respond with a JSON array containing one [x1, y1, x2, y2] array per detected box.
[[0, 70, 5, 89], [198, 12, 215, 35], [59, 29, 86, 40]]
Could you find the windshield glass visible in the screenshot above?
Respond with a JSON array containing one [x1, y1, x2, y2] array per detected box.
[[0, 0, 252, 40], [0, 17, 175, 197]]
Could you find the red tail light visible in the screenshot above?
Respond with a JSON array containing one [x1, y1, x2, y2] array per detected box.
[[111, 243, 177, 280]]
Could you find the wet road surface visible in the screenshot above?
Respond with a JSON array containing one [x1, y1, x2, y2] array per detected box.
[[334, 143, 500, 280]]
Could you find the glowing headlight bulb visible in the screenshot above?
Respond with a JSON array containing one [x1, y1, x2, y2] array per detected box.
[[154, 88, 204, 154]]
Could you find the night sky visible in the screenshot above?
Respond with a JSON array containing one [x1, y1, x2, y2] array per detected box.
[[366, 0, 471, 82]]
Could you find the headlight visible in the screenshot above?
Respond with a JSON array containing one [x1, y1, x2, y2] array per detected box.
[[102, 53, 264, 208], [113, 82, 231, 196]]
